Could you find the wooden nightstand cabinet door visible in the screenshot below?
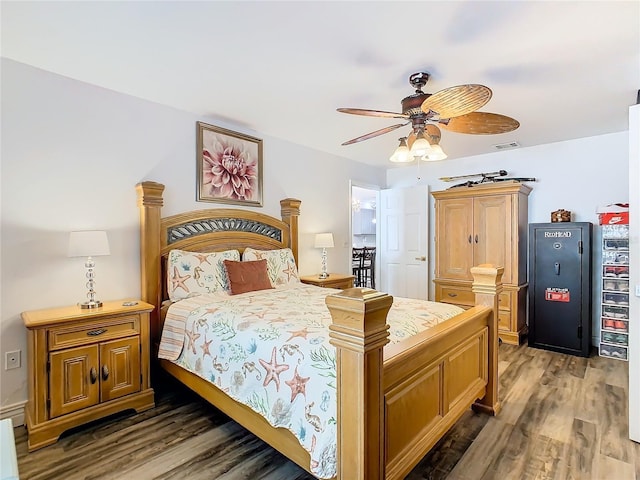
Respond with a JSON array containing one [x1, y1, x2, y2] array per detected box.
[[49, 345, 99, 418], [100, 337, 141, 402]]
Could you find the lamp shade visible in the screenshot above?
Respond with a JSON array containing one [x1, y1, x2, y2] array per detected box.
[[314, 233, 334, 248], [390, 137, 412, 163], [409, 131, 431, 158], [424, 144, 448, 161], [68, 231, 110, 257]]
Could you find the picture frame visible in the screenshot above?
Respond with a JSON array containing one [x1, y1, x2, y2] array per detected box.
[[196, 121, 263, 206]]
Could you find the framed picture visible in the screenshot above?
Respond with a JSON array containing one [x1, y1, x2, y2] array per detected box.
[[196, 121, 263, 206]]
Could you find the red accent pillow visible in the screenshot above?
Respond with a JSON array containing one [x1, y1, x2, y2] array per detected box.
[[223, 259, 274, 295]]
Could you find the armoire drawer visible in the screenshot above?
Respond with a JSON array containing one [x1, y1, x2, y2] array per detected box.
[[498, 310, 511, 331], [437, 285, 475, 306], [437, 284, 511, 309]]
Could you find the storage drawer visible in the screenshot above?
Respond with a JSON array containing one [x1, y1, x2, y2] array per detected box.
[[438, 284, 511, 309], [438, 285, 474, 307], [48, 315, 140, 351], [498, 310, 511, 331], [497, 292, 511, 309]]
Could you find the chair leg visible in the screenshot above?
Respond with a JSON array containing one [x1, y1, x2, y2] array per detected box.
[[353, 267, 362, 287]]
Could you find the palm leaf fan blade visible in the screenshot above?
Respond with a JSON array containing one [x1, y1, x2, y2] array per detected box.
[[421, 84, 492, 119], [439, 112, 520, 134]]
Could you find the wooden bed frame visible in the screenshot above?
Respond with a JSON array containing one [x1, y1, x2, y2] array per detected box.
[[137, 181, 502, 480]]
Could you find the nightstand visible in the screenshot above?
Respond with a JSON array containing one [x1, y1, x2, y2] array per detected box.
[[22, 300, 155, 451], [300, 273, 355, 290]]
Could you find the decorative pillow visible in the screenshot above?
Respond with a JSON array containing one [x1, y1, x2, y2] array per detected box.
[[242, 247, 300, 287], [167, 249, 240, 301], [223, 259, 274, 295]]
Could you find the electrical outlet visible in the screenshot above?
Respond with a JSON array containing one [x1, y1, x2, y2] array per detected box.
[[5, 350, 21, 370]]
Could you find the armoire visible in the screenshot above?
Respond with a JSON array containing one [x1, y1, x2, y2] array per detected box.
[[432, 181, 532, 345]]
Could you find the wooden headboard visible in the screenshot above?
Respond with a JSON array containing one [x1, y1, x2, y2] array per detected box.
[[136, 181, 301, 341]]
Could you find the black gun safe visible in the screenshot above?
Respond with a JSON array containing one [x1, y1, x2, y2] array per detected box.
[[528, 222, 592, 357]]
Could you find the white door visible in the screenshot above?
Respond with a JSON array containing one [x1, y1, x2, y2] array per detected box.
[[379, 185, 429, 299]]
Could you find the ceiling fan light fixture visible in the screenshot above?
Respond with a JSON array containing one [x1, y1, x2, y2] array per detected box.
[[390, 137, 412, 163], [409, 130, 431, 158], [424, 144, 447, 161]]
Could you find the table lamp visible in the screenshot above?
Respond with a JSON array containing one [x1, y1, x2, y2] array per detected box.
[[68, 230, 110, 308], [314, 233, 334, 279]]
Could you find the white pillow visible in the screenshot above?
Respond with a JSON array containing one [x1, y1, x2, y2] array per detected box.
[[167, 249, 240, 301], [242, 247, 300, 287]]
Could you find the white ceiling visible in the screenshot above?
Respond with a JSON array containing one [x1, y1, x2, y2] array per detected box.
[[2, 1, 638, 168]]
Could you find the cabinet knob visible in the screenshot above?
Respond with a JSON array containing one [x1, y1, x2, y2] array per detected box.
[[475, 235, 479, 243], [90, 367, 98, 384], [448, 293, 458, 298], [468, 235, 472, 244], [102, 365, 109, 381]]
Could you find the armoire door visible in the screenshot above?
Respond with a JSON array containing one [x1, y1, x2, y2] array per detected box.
[[435, 197, 474, 281], [473, 194, 513, 284]]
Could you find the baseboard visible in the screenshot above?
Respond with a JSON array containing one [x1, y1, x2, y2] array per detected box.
[[0, 401, 26, 427]]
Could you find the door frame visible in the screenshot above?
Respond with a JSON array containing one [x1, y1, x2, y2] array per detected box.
[[349, 180, 381, 288]]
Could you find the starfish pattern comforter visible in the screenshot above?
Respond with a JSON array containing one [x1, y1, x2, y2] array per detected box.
[[158, 283, 463, 479]]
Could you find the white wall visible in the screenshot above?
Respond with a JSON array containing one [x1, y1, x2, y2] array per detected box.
[[628, 103, 639, 441], [0, 59, 386, 414], [387, 132, 630, 344]]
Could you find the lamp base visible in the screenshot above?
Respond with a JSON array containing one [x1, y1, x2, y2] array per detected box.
[[79, 300, 103, 309], [318, 272, 329, 279]]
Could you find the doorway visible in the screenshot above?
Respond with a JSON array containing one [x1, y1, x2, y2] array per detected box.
[[350, 183, 379, 289], [350, 183, 429, 298]]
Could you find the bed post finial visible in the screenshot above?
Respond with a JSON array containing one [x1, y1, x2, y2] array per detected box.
[[136, 181, 165, 342], [280, 198, 301, 265], [326, 288, 392, 480], [471, 264, 503, 416]]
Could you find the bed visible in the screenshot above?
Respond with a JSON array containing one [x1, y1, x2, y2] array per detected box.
[[137, 181, 503, 480]]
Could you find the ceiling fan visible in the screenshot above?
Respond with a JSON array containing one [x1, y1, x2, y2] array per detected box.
[[337, 72, 520, 162]]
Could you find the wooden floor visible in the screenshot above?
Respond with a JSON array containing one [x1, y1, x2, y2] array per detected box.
[[15, 343, 640, 480]]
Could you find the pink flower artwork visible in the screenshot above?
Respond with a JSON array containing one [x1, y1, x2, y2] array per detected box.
[[197, 122, 263, 206]]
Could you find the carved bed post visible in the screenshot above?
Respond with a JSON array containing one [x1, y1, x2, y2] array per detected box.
[[470, 264, 504, 416], [136, 181, 165, 343], [280, 198, 301, 266], [326, 289, 393, 480]]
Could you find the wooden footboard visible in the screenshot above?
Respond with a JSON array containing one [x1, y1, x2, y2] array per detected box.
[[326, 265, 502, 480], [383, 307, 490, 480]]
